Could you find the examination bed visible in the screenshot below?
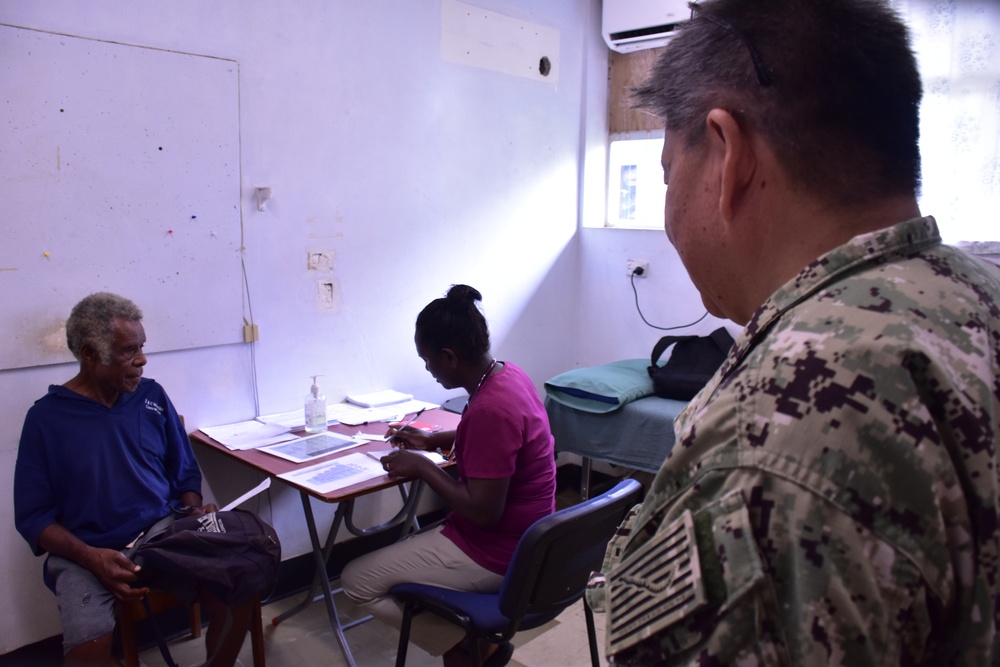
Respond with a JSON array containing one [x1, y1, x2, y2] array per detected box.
[[543, 359, 687, 499]]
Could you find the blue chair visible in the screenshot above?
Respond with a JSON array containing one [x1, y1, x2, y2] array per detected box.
[[390, 478, 644, 667]]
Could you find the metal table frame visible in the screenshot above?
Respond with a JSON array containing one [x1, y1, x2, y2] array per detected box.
[[190, 408, 460, 667]]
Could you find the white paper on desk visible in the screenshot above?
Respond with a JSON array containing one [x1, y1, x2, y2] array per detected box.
[[277, 452, 386, 495], [365, 449, 447, 465], [326, 402, 400, 426], [200, 420, 296, 450], [353, 430, 391, 441], [259, 431, 365, 464], [328, 399, 439, 426], [345, 389, 413, 408]]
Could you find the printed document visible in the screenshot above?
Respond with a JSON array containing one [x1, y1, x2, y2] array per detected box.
[[277, 452, 386, 495], [259, 431, 363, 464]]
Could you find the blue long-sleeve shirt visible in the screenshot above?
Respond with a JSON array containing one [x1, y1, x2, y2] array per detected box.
[[14, 378, 202, 555]]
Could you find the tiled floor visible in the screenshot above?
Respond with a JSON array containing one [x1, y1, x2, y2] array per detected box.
[[138, 588, 609, 666]]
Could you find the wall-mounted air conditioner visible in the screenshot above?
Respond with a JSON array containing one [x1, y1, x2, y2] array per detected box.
[[602, 0, 693, 53]]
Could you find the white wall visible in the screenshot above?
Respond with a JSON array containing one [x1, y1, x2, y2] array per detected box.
[[0, 0, 707, 652], [572, 10, 731, 366], [577, 227, 731, 366]]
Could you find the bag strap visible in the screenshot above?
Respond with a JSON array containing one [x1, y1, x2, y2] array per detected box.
[[123, 514, 176, 560], [141, 596, 180, 667], [650, 335, 697, 367], [204, 607, 233, 667]]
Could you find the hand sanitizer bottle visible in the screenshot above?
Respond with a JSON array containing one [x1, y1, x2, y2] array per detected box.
[[304, 375, 327, 434]]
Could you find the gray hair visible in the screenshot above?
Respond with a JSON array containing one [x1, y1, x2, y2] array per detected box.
[[632, 0, 922, 207], [66, 292, 143, 363]]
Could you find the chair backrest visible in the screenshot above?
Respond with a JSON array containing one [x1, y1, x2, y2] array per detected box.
[[498, 478, 643, 623]]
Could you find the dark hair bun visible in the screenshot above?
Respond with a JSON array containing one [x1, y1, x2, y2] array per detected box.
[[446, 284, 482, 304], [416, 284, 490, 360]]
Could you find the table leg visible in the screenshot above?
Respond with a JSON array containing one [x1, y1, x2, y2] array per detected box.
[[271, 497, 346, 625], [342, 480, 426, 538], [581, 457, 593, 501], [397, 481, 425, 537], [280, 493, 357, 667], [270, 480, 428, 666]]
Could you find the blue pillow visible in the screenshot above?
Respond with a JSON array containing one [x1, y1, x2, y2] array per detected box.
[[544, 359, 653, 413]]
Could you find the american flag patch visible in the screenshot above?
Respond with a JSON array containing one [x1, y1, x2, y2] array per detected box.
[[607, 509, 706, 656]]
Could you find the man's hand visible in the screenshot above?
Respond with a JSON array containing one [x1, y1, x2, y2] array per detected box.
[[85, 547, 148, 601], [39, 523, 149, 601], [185, 503, 219, 516], [176, 490, 217, 516]]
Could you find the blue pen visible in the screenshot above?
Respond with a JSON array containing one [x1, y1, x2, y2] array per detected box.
[[388, 408, 426, 446]]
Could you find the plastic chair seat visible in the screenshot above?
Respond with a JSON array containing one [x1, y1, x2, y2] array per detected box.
[[390, 583, 564, 633], [391, 478, 643, 667]]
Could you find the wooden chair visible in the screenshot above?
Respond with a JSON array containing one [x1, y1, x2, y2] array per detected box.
[[118, 589, 200, 667], [118, 592, 266, 667], [118, 414, 266, 666]]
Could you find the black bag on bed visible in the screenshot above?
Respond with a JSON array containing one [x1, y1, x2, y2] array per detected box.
[[648, 327, 735, 400]]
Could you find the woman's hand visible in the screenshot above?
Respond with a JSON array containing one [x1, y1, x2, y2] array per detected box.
[[380, 449, 432, 479], [386, 427, 455, 454], [386, 425, 433, 451], [380, 451, 510, 528]]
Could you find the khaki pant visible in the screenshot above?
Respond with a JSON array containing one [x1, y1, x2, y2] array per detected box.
[[340, 524, 504, 656]]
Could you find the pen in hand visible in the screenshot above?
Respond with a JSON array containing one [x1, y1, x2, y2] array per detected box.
[[387, 408, 426, 447]]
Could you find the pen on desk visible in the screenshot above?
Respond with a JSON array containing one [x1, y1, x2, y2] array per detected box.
[[387, 408, 426, 446]]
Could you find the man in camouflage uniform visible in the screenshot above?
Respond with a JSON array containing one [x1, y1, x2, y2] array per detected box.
[[587, 1, 1000, 665]]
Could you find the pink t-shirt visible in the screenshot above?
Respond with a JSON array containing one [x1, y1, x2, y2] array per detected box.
[[441, 361, 556, 574]]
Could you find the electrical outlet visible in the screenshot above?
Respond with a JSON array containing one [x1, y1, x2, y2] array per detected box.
[[307, 250, 334, 271], [626, 259, 649, 277]]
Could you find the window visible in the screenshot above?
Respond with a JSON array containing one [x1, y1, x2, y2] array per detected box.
[[603, 48, 667, 229], [899, 0, 1000, 244], [601, 4, 1000, 243], [606, 133, 665, 229]]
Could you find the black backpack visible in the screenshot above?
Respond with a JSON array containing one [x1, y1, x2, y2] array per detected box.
[[130, 509, 281, 606], [648, 327, 735, 401]]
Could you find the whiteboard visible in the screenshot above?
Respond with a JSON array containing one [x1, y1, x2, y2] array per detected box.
[[0, 25, 243, 370]]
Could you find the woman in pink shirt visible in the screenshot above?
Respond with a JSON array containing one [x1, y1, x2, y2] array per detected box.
[[341, 284, 556, 667]]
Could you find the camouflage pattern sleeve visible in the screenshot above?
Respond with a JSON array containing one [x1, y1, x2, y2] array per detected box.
[[597, 217, 1000, 666]]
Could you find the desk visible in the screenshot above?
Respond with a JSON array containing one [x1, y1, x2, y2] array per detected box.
[[190, 408, 461, 667]]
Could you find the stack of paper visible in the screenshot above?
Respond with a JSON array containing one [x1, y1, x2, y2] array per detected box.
[[328, 399, 439, 426], [345, 389, 413, 408], [200, 420, 296, 450]]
